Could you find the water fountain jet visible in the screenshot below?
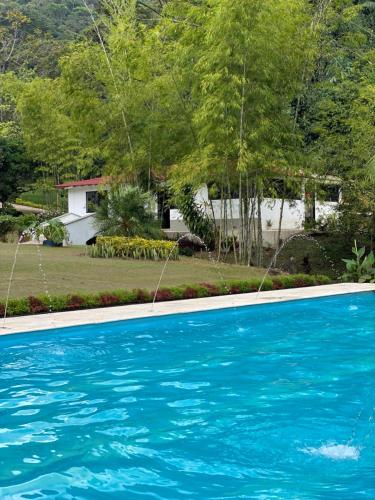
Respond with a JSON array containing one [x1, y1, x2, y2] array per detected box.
[[256, 232, 341, 298], [151, 233, 231, 309]]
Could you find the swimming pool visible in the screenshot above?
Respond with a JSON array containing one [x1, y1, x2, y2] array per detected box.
[[0, 291, 374, 499]]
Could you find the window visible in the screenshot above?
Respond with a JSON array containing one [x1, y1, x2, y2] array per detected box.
[[319, 184, 340, 203], [86, 191, 103, 213], [264, 179, 302, 200]]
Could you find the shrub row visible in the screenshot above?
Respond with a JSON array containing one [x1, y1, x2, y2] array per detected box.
[[89, 236, 179, 261], [0, 274, 331, 318], [15, 198, 46, 209]]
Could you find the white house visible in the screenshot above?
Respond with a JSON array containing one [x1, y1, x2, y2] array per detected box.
[[55, 177, 110, 245], [166, 182, 340, 247], [55, 176, 340, 247]]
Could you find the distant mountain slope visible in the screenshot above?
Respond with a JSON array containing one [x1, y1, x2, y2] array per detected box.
[[0, 0, 167, 75], [1, 0, 99, 40], [0, 0, 99, 75]]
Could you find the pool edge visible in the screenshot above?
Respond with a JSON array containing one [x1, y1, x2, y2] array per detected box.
[[1, 283, 374, 336]]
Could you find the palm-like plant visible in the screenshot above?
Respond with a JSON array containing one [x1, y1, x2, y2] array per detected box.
[[95, 186, 163, 239]]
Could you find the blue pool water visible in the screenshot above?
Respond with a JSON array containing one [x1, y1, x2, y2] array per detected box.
[[0, 292, 374, 499]]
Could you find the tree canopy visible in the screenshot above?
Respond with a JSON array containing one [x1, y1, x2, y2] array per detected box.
[[0, 0, 374, 258]]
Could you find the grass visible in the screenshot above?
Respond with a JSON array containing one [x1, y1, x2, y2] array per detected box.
[[0, 243, 266, 300]]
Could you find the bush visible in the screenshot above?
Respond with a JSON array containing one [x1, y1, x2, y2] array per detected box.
[[342, 241, 375, 283], [1, 298, 29, 317], [0, 274, 331, 317], [28, 296, 49, 314], [67, 295, 86, 310], [89, 236, 179, 261], [0, 215, 17, 238], [179, 246, 194, 257], [0, 214, 38, 240], [95, 185, 162, 239], [153, 288, 174, 302], [200, 282, 220, 296], [99, 293, 121, 306], [38, 220, 68, 245], [15, 198, 45, 209]]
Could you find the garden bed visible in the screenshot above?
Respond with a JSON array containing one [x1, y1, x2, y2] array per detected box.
[[0, 274, 331, 317]]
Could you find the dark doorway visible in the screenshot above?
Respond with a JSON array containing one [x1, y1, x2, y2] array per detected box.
[[157, 191, 171, 229]]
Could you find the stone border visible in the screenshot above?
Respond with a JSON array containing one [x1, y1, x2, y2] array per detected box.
[[1, 283, 374, 336]]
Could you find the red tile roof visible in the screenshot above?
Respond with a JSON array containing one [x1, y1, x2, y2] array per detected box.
[[56, 177, 111, 189]]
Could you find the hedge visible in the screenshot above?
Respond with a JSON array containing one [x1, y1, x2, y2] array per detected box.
[[0, 274, 331, 318], [89, 236, 179, 261], [15, 198, 46, 209]]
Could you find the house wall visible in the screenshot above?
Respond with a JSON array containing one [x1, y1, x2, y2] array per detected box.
[[65, 183, 338, 247], [65, 214, 98, 245], [68, 186, 102, 216], [315, 201, 337, 221], [168, 184, 338, 246]]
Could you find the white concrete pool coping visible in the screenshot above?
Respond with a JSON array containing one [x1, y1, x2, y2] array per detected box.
[[1, 283, 374, 336]]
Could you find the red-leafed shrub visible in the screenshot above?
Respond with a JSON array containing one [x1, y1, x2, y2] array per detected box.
[[99, 294, 120, 306], [272, 279, 283, 290], [200, 283, 220, 296], [230, 284, 241, 294], [183, 287, 198, 299], [67, 295, 86, 310], [0, 274, 331, 317], [28, 296, 48, 314], [153, 289, 174, 302], [293, 278, 307, 288]]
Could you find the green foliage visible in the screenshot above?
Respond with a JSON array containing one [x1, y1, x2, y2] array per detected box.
[[0, 213, 37, 238], [342, 241, 375, 283], [0, 135, 35, 202], [17, 77, 91, 183], [0, 215, 19, 237], [2, 0, 375, 257], [300, 0, 375, 179], [173, 186, 215, 249], [95, 185, 162, 239], [179, 246, 194, 257], [37, 220, 68, 244], [90, 235, 178, 261], [0, 0, 99, 77], [0, 274, 331, 317]]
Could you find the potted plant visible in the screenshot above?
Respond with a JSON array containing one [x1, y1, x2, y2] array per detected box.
[[40, 221, 68, 247]]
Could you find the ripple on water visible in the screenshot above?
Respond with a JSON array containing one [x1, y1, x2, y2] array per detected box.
[[302, 443, 360, 460], [0, 292, 374, 499]]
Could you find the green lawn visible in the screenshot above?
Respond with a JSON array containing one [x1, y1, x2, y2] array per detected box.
[[0, 243, 265, 300]]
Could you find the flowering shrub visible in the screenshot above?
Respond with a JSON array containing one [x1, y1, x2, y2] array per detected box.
[[89, 236, 178, 261], [0, 274, 331, 317]]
